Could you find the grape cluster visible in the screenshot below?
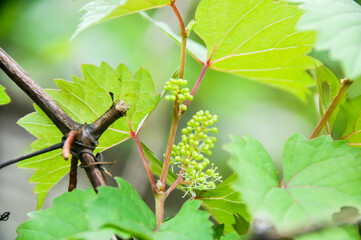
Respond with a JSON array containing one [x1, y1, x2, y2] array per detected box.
[[164, 78, 193, 111], [170, 110, 222, 191]]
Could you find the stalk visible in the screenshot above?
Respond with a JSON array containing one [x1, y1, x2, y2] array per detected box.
[[309, 78, 353, 140]]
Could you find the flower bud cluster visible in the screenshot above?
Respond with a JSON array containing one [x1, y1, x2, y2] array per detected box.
[[164, 78, 193, 111], [170, 110, 222, 191]]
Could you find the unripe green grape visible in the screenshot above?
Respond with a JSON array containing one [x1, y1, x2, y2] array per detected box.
[[211, 127, 218, 134], [170, 95, 176, 101], [181, 104, 187, 111], [165, 95, 171, 101]]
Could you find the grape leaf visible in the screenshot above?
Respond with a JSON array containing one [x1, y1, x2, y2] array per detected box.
[[291, 0, 361, 79], [86, 177, 156, 240], [226, 134, 361, 233], [197, 174, 250, 234], [16, 189, 102, 240], [155, 200, 213, 240], [72, 0, 171, 40], [139, 12, 208, 64], [295, 225, 360, 240], [17, 62, 160, 209], [0, 85, 10, 105], [193, 0, 316, 99]]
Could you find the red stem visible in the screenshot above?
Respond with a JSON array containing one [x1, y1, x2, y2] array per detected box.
[[165, 167, 185, 197], [185, 63, 209, 107], [170, 1, 187, 79], [133, 134, 157, 192]]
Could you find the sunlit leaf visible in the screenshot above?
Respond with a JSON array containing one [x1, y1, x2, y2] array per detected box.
[[0, 85, 10, 105], [197, 174, 250, 234], [226, 134, 361, 233], [291, 0, 361, 79], [194, 0, 316, 99], [17, 62, 160, 209], [155, 200, 213, 240], [72, 0, 171, 39]]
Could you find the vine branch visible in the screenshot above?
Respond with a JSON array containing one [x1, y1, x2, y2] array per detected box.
[[0, 47, 129, 191], [0, 47, 80, 134]]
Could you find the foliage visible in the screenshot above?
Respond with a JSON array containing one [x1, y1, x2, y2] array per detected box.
[[72, 0, 171, 39], [193, 0, 316, 99], [226, 134, 361, 234], [17, 178, 213, 240], [0, 85, 10, 105], [1, 0, 361, 239], [17, 63, 159, 209]]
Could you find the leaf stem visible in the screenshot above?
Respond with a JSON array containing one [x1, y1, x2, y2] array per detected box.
[[133, 134, 157, 192], [170, 1, 187, 79], [185, 63, 209, 107], [309, 78, 353, 140], [165, 167, 184, 197]]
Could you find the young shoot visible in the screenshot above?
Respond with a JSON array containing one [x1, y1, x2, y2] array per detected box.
[[170, 110, 222, 194]]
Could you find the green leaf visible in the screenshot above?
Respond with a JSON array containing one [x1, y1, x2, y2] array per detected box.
[[340, 96, 361, 145], [313, 65, 345, 134], [194, 0, 316, 99], [141, 142, 178, 187], [86, 177, 156, 240], [16, 189, 100, 240], [291, 0, 361, 79], [139, 12, 208, 63], [0, 85, 10, 105], [17, 62, 160, 209], [197, 174, 250, 234], [72, 0, 171, 40], [155, 200, 213, 240], [221, 232, 242, 240], [226, 134, 361, 233], [295, 225, 360, 240]]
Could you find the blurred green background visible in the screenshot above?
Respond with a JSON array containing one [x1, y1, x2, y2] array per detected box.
[[0, 0, 356, 239]]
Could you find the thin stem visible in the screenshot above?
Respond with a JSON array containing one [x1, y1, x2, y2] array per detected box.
[[170, 2, 187, 79], [0, 142, 63, 169], [184, 63, 209, 107], [309, 78, 353, 140], [0, 48, 80, 134], [155, 192, 166, 231], [133, 134, 157, 192], [165, 167, 184, 197], [160, 103, 181, 186]]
